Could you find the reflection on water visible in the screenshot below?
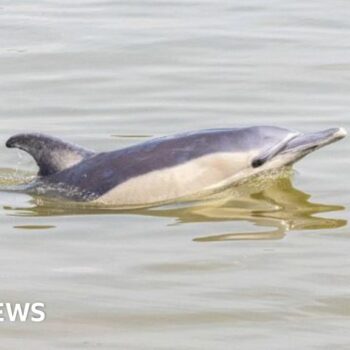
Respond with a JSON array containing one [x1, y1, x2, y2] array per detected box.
[[1, 170, 346, 241]]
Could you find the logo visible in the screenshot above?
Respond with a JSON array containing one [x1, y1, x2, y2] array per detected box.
[[0, 303, 46, 322]]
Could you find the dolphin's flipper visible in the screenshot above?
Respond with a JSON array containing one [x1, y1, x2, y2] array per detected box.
[[6, 133, 95, 176], [251, 132, 300, 168]]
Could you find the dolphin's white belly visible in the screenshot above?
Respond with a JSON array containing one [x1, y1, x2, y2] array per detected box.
[[95, 152, 252, 206]]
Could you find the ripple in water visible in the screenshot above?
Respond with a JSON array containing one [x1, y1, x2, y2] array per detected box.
[[0, 166, 346, 241]]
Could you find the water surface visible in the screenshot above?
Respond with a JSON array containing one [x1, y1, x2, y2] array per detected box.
[[0, 1, 350, 349]]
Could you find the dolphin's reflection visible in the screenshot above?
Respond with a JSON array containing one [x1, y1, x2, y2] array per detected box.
[[1, 173, 347, 241], [144, 176, 346, 241]]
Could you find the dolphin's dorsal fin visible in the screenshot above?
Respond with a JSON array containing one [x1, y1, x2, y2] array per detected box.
[[6, 133, 95, 176]]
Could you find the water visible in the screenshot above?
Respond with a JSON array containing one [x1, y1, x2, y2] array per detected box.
[[1, 0, 350, 348]]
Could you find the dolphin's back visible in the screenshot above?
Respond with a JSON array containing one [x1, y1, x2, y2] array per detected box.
[[40, 128, 251, 201]]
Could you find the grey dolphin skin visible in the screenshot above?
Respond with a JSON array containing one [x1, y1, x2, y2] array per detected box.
[[5, 126, 347, 207]]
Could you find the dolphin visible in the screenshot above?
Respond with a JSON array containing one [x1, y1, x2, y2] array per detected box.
[[4, 126, 347, 207]]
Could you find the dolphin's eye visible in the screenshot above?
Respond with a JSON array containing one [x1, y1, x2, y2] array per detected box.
[[252, 158, 264, 168]]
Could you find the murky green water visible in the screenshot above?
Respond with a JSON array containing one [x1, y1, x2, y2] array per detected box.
[[0, 1, 350, 349]]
